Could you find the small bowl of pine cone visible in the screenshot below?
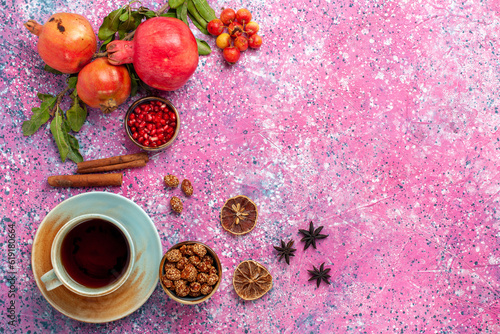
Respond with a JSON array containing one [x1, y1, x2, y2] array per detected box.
[[159, 241, 222, 305]]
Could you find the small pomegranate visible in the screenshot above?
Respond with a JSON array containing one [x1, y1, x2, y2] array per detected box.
[[220, 8, 236, 25], [223, 47, 240, 64], [107, 17, 198, 91], [236, 9, 252, 25], [248, 34, 263, 49], [245, 22, 260, 36], [24, 13, 97, 74], [234, 36, 249, 52], [207, 19, 224, 36], [76, 58, 131, 113], [228, 22, 243, 37]]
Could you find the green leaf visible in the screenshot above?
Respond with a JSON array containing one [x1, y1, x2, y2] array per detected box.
[[50, 109, 69, 162], [187, 0, 208, 29], [196, 38, 212, 55], [143, 10, 156, 18], [66, 96, 87, 132], [126, 64, 139, 97], [62, 118, 83, 163], [169, 0, 185, 9], [119, 11, 129, 22], [98, 8, 124, 41], [22, 93, 57, 136], [44, 65, 63, 75], [177, 1, 189, 26], [22, 107, 50, 136], [160, 12, 177, 18], [98, 17, 116, 41], [118, 30, 127, 39], [192, 0, 216, 22], [67, 76, 78, 89], [99, 36, 114, 52], [66, 134, 83, 163], [188, 12, 209, 34]]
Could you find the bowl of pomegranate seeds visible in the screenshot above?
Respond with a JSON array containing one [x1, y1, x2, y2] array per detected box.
[[124, 96, 180, 151]]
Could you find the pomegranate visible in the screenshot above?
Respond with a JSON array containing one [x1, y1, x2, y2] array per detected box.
[[24, 13, 97, 74], [107, 17, 198, 91], [76, 58, 131, 113]]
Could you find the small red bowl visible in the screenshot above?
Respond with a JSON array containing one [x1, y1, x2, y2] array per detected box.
[[124, 97, 180, 152]]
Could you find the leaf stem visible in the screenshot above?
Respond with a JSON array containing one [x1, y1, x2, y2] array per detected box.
[[50, 87, 70, 117], [156, 4, 170, 15]]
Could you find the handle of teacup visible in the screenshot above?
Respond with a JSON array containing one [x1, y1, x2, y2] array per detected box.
[[40, 269, 63, 291]]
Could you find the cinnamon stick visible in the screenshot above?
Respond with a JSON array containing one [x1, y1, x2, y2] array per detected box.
[[48, 174, 123, 188], [76, 153, 149, 172], [77, 159, 147, 174]]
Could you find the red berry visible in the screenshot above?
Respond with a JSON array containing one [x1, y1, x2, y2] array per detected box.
[[220, 8, 236, 25], [236, 8, 252, 25], [207, 19, 224, 36], [248, 34, 262, 49], [228, 22, 243, 37], [234, 35, 249, 52], [223, 46, 241, 64], [245, 21, 259, 35]]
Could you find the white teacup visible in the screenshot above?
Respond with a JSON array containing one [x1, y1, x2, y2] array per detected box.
[[40, 213, 135, 297]]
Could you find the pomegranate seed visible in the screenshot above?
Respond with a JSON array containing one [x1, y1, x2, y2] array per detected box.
[[127, 100, 177, 148]]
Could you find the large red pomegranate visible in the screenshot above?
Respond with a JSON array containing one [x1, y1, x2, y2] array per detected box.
[[76, 57, 131, 113], [24, 13, 97, 74], [107, 17, 198, 91]]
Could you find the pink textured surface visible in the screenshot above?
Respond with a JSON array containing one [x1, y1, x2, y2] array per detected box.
[[2, 0, 500, 332]]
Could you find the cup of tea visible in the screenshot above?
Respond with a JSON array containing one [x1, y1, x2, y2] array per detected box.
[[40, 213, 135, 297]]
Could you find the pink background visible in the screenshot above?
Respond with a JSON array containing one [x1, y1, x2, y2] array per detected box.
[[2, 0, 500, 332]]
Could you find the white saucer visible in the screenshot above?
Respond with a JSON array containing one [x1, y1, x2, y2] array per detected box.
[[32, 192, 162, 323]]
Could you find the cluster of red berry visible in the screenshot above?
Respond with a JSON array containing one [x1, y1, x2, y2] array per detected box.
[[207, 8, 262, 64]]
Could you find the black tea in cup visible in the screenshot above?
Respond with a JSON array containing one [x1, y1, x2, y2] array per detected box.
[[60, 218, 131, 288]]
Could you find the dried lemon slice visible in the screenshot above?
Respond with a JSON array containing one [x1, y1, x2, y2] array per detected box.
[[233, 260, 272, 300], [220, 195, 258, 235]]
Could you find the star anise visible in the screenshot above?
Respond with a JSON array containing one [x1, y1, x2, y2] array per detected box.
[[273, 239, 297, 265], [308, 262, 331, 288], [299, 221, 328, 250]]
